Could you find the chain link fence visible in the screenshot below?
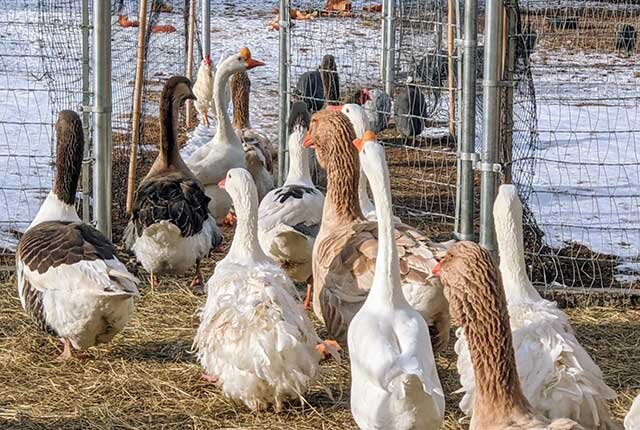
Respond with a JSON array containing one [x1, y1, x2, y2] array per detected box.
[[0, 0, 85, 266], [504, 0, 640, 290]]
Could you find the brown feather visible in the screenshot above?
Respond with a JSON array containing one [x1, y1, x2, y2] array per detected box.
[[52, 110, 83, 205]]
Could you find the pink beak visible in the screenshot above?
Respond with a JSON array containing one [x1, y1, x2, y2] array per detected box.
[[218, 178, 226, 189]]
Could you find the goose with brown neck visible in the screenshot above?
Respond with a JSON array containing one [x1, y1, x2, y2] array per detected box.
[[295, 54, 340, 113], [303, 111, 450, 350], [433, 241, 583, 430], [16, 110, 139, 360], [453, 185, 619, 429], [230, 70, 275, 202], [125, 76, 222, 291], [186, 48, 265, 223]]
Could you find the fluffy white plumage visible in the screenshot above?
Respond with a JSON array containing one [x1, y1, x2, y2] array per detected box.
[[18, 192, 138, 350], [454, 185, 617, 429], [625, 394, 640, 430], [258, 118, 324, 283], [194, 168, 321, 411], [348, 139, 444, 430], [192, 57, 213, 125], [129, 217, 216, 275]]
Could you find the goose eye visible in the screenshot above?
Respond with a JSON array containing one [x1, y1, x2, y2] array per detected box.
[[238, 56, 242, 61]]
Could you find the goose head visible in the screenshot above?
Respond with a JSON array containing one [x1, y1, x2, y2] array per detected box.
[[219, 47, 265, 77], [303, 110, 357, 171], [431, 241, 495, 326], [218, 167, 258, 216]]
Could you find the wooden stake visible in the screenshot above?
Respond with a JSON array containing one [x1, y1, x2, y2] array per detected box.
[[125, 0, 148, 214], [447, 0, 456, 140], [185, 0, 196, 127]]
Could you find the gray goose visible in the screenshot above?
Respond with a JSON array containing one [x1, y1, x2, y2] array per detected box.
[[16, 110, 139, 360], [124, 76, 222, 290]]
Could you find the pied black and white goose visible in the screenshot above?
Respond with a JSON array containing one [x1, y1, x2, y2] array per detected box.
[[257, 102, 324, 306], [125, 76, 222, 290], [16, 110, 139, 360]]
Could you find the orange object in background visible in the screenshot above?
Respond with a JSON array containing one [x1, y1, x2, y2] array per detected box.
[[118, 15, 139, 28], [151, 25, 176, 33]]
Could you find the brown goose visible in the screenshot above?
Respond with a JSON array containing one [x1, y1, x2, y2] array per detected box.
[[303, 110, 449, 349], [124, 76, 222, 290], [16, 110, 139, 360], [230, 70, 275, 202], [432, 241, 583, 430]]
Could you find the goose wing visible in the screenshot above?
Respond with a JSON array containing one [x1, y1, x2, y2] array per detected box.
[[16, 221, 139, 330], [127, 172, 211, 241]]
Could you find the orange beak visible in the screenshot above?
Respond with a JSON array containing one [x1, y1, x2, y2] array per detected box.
[[431, 260, 443, 276], [303, 131, 314, 148], [218, 178, 226, 189], [246, 58, 265, 69], [352, 137, 365, 152], [326, 104, 342, 111]]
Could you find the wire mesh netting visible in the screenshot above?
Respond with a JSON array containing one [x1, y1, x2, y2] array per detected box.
[[0, 0, 85, 258], [287, 0, 460, 237], [506, 0, 640, 289]]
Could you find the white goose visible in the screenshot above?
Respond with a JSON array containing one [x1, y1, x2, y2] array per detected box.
[[257, 102, 324, 303], [16, 111, 139, 360], [454, 184, 618, 429], [186, 48, 265, 223], [626, 394, 640, 429], [333, 103, 402, 224], [124, 77, 221, 290], [348, 134, 444, 429], [194, 168, 335, 411]]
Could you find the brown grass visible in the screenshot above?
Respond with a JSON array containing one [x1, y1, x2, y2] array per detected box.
[[1, 236, 638, 429]]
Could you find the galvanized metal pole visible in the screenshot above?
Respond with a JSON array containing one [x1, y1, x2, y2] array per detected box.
[[479, 0, 502, 253], [201, 0, 210, 57], [383, 0, 395, 95], [93, 0, 112, 238], [380, 0, 387, 82], [455, 0, 478, 241], [81, 0, 91, 223], [277, 0, 291, 186]]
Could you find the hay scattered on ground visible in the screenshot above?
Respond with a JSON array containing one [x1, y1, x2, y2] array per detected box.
[[1, 235, 638, 429]]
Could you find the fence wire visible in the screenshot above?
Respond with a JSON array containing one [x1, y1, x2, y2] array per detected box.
[[0, 0, 84, 258], [507, 0, 640, 290], [288, 0, 459, 237]]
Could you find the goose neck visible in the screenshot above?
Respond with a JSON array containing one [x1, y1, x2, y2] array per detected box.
[[324, 151, 362, 224], [357, 169, 375, 217], [362, 151, 406, 307], [285, 130, 313, 186], [214, 63, 235, 140], [456, 270, 531, 422], [227, 192, 266, 262], [495, 203, 542, 303], [231, 71, 251, 130], [159, 89, 180, 166]]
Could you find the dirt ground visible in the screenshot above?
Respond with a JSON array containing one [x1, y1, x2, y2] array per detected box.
[[0, 229, 638, 429]]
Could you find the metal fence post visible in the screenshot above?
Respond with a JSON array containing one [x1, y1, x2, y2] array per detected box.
[[202, 0, 210, 57], [479, 0, 502, 253], [380, 0, 387, 83], [383, 0, 395, 95], [277, 0, 291, 186], [93, 0, 112, 238], [81, 0, 91, 224], [455, 0, 478, 241]]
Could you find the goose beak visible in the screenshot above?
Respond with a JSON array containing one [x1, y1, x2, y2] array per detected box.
[[431, 260, 442, 276], [218, 179, 226, 189], [326, 104, 342, 111], [303, 131, 314, 148], [352, 138, 365, 152], [246, 58, 265, 69]]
